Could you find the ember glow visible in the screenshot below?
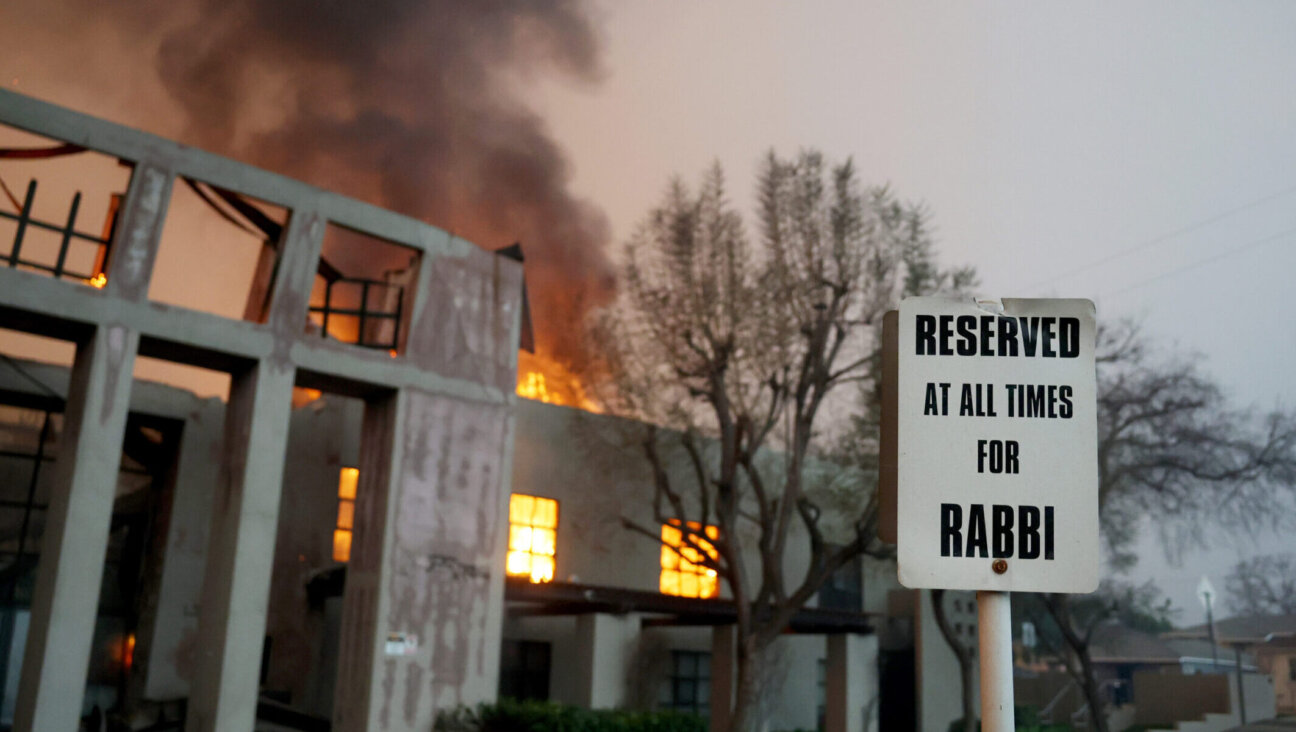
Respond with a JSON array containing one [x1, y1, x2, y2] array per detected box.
[[660, 521, 720, 599], [507, 493, 558, 584], [516, 352, 602, 412], [333, 467, 358, 563], [517, 372, 553, 402]]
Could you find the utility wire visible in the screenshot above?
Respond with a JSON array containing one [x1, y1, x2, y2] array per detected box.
[[1024, 181, 1296, 293], [0, 173, 21, 212], [1101, 224, 1296, 300]]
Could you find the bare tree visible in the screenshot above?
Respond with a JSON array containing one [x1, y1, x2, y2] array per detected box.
[[1015, 582, 1173, 731], [587, 150, 971, 732], [1225, 553, 1296, 616], [1095, 323, 1296, 569], [1033, 322, 1296, 731]]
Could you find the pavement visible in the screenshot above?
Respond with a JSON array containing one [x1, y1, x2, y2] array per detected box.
[[1224, 718, 1296, 731]]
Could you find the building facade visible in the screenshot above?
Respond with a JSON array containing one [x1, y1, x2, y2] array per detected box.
[[0, 90, 524, 732], [0, 91, 998, 732]]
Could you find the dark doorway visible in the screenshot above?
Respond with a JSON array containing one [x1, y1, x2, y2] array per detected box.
[[878, 646, 916, 732], [0, 396, 181, 728], [498, 640, 552, 702]]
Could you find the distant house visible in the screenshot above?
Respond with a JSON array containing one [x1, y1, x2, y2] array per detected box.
[[1087, 625, 1255, 705], [1165, 614, 1296, 715], [1013, 624, 1273, 731]]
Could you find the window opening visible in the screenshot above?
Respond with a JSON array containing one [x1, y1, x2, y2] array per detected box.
[[658, 650, 710, 716], [306, 224, 419, 353], [0, 392, 176, 725], [506, 494, 557, 583], [132, 355, 231, 403], [660, 521, 719, 599], [817, 547, 863, 612], [0, 127, 131, 288], [151, 176, 290, 323], [333, 467, 358, 562]]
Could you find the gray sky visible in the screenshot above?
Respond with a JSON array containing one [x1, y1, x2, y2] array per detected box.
[[520, 1, 1296, 624]]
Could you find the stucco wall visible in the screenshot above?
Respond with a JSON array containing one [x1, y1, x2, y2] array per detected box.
[[505, 400, 880, 729], [262, 398, 362, 706], [508, 400, 836, 599], [915, 589, 978, 732]]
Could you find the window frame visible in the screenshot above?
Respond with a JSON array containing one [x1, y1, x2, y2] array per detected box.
[[659, 650, 711, 717], [333, 466, 358, 562], [659, 520, 720, 599], [506, 493, 559, 584]]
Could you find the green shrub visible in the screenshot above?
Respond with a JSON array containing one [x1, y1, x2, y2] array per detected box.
[[434, 699, 708, 732]]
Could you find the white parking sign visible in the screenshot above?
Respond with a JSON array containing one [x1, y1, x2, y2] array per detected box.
[[896, 298, 1099, 593]]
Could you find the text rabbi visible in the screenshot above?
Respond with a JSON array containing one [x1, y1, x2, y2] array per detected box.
[[939, 503, 1054, 560]]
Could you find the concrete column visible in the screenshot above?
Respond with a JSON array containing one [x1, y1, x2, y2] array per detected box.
[[333, 391, 402, 732], [574, 614, 634, 709], [333, 389, 513, 732], [140, 401, 223, 701], [102, 162, 172, 303], [710, 625, 736, 732], [826, 634, 878, 732], [14, 324, 139, 732], [263, 210, 324, 336], [186, 360, 295, 732]]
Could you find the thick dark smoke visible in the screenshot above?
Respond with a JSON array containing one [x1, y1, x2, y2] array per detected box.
[[9, 0, 615, 369]]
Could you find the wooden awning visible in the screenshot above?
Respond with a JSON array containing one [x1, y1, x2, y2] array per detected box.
[[505, 578, 876, 635]]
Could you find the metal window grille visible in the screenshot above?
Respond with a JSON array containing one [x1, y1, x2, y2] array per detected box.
[[1, 180, 114, 284], [308, 277, 405, 351], [659, 650, 711, 717]]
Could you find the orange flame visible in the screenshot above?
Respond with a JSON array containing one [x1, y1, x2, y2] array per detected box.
[[88, 272, 107, 288], [516, 352, 602, 412], [291, 387, 323, 408], [518, 371, 553, 402]]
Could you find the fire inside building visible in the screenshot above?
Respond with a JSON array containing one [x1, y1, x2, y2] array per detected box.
[[0, 92, 966, 732]]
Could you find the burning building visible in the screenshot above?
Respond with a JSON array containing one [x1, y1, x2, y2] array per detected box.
[[0, 94, 950, 732], [0, 90, 525, 732]]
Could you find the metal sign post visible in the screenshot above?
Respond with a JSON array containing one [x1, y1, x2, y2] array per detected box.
[[978, 591, 1015, 730], [887, 297, 1101, 732], [1198, 575, 1219, 670]]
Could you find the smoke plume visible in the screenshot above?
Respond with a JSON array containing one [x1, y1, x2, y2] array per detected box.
[[3, 0, 614, 369]]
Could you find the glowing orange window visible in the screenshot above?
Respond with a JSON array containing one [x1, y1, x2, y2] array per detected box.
[[660, 521, 719, 599], [507, 494, 558, 583], [333, 467, 358, 562]]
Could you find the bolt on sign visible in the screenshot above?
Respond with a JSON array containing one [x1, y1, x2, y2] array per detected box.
[[895, 297, 1099, 593]]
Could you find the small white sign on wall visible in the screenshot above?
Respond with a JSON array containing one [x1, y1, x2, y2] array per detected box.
[[385, 632, 419, 657]]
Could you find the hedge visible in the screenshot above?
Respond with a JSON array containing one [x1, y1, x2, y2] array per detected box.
[[435, 699, 708, 732]]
